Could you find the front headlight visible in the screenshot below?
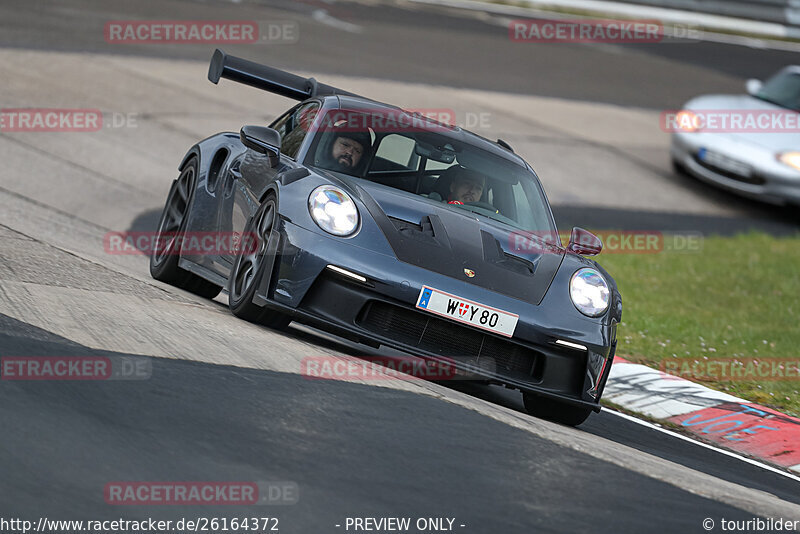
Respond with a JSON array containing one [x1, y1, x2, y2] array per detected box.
[[308, 185, 359, 236], [675, 110, 700, 133], [778, 152, 800, 172], [570, 268, 610, 317]]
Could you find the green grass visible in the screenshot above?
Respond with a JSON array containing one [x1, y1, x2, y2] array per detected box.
[[599, 232, 800, 417]]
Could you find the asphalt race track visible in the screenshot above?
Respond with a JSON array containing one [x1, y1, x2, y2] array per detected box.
[[2, 314, 799, 532], [1, 0, 799, 532]]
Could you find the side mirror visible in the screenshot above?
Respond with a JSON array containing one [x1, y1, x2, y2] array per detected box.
[[745, 79, 762, 95], [567, 227, 602, 256], [240, 126, 281, 168]]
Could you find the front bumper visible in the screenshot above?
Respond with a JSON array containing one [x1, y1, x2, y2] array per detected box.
[[258, 219, 616, 411], [671, 132, 800, 205]]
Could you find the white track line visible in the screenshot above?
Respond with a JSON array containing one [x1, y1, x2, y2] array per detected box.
[[603, 408, 800, 484], [408, 0, 800, 51], [312, 9, 363, 33]]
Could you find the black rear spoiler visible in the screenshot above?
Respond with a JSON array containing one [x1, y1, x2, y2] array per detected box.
[[208, 49, 363, 101]]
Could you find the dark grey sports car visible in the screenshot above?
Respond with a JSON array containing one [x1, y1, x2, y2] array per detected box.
[[149, 49, 622, 426]]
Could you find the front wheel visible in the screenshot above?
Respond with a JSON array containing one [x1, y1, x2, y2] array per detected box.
[[228, 195, 290, 329], [671, 157, 689, 176], [522, 393, 593, 426]]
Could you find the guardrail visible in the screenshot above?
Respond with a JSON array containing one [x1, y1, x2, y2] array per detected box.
[[610, 0, 800, 26]]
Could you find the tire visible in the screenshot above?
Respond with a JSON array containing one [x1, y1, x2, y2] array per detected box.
[[522, 392, 592, 427], [671, 158, 689, 176], [228, 195, 291, 329], [178, 274, 223, 299], [149, 157, 222, 299]]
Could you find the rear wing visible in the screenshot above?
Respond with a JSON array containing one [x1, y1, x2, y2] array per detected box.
[[208, 48, 363, 101]]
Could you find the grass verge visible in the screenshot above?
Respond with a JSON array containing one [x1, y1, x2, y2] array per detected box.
[[599, 231, 800, 417]]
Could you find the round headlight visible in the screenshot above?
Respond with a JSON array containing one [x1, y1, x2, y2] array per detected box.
[[778, 152, 800, 172], [570, 268, 610, 317], [308, 185, 359, 236], [675, 110, 700, 133]]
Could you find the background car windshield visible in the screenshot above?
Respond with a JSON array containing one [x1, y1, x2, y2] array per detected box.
[[306, 110, 556, 235], [755, 70, 800, 111]]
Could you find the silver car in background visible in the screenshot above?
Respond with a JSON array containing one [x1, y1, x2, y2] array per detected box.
[[670, 66, 800, 206]]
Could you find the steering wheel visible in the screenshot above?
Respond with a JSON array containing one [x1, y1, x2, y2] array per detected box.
[[464, 201, 499, 213]]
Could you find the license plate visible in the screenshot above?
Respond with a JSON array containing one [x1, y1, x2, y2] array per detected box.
[[415, 286, 519, 337], [698, 148, 752, 178]]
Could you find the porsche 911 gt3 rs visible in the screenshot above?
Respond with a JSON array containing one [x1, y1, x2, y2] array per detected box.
[[150, 49, 622, 426]]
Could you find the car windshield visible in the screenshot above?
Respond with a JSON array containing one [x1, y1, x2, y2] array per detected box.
[[304, 109, 556, 235], [754, 70, 800, 111]]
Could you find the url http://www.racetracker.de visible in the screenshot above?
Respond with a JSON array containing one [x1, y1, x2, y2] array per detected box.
[[0, 517, 280, 533]]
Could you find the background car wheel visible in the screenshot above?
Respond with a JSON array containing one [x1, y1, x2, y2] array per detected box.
[[228, 195, 291, 329], [149, 157, 222, 299], [522, 393, 592, 426], [671, 158, 689, 176]]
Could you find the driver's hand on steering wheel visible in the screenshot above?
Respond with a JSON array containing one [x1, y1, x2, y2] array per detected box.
[[449, 199, 500, 214]]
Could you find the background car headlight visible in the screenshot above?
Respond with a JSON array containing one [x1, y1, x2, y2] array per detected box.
[[308, 185, 359, 236], [570, 268, 610, 317], [675, 110, 699, 133], [778, 152, 800, 172]]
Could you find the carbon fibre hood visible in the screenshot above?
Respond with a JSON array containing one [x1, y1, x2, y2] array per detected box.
[[353, 180, 564, 305]]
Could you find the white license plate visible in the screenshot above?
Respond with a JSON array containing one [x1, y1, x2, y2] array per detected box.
[[698, 148, 752, 177], [415, 286, 519, 337]]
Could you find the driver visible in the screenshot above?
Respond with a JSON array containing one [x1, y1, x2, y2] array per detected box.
[[330, 133, 367, 171], [448, 169, 486, 205], [319, 122, 371, 174]]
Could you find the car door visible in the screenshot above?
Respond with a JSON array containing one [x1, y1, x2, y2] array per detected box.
[[214, 101, 321, 279]]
